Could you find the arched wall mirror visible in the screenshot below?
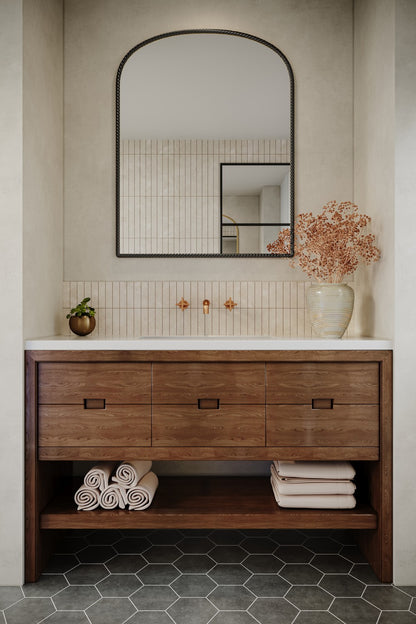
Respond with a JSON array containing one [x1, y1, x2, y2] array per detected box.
[[116, 29, 294, 257]]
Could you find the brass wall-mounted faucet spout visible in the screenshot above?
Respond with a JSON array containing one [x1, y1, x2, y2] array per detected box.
[[203, 299, 210, 314]]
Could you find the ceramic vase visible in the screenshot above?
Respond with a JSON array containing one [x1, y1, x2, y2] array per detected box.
[[306, 283, 354, 339], [69, 315, 96, 336]]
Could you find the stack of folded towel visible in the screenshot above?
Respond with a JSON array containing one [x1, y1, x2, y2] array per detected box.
[[270, 460, 356, 509], [74, 460, 159, 511]]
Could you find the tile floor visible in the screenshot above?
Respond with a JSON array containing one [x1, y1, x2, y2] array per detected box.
[[1, 529, 416, 624]]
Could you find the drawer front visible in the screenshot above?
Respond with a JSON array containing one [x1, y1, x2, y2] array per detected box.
[[38, 363, 151, 404], [153, 405, 265, 446], [153, 363, 265, 404], [266, 362, 379, 405], [266, 404, 379, 447], [39, 405, 151, 447]]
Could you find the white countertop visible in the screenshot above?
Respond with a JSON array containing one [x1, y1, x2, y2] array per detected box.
[[25, 336, 393, 351]]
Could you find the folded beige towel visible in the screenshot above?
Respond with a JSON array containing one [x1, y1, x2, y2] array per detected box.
[[270, 464, 356, 495], [84, 462, 118, 492], [274, 460, 355, 481], [271, 477, 356, 509], [112, 460, 152, 488], [126, 472, 159, 510], [99, 483, 128, 510], [74, 485, 100, 511]]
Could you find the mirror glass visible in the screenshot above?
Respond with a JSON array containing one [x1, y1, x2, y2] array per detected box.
[[116, 30, 294, 257]]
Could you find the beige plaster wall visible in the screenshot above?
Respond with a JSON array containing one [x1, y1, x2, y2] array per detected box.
[[64, 0, 354, 281], [0, 0, 24, 586], [23, 0, 64, 338], [353, 0, 394, 339], [393, 0, 416, 585]]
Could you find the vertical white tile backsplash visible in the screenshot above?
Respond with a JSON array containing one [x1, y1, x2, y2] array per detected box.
[[62, 280, 356, 338]]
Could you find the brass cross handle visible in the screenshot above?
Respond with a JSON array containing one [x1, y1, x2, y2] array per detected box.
[[224, 297, 237, 312], [176, 297, 189, 311]]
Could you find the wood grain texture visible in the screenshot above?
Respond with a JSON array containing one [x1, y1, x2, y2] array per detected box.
[[152, 405, 265, 447], [38, 362, 151, 404], [40, 477, 377, 530], [153, 362, 265, 404], [38, 446, 379, 461], [266, 362, 379, 404], [38, 405, 151, 447], [266, 405, 379, 447]]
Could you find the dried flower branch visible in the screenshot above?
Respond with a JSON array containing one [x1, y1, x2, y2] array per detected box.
[[267, 200, 380, 283]]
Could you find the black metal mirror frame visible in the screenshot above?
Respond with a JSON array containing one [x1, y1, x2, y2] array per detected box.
[[116, 29, 295, 258]]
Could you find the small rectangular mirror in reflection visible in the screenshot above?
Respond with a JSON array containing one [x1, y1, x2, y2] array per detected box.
[[221, 163, 290, 255]]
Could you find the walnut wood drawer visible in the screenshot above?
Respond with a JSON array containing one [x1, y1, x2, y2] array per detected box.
[[38, 405, 151, 447], [152, 363, 264, 404], [38, 363, 151, 404], [152, 405, 265, 446], [266, 362, 379, 405], [266, 404, 379, 447]]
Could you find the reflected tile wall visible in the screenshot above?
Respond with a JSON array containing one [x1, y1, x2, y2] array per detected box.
[[119, 139, 290, 255], [62, 281, 355, 338]]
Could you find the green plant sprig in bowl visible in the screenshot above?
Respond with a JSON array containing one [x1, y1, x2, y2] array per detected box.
[[66, 297, 96, 319]]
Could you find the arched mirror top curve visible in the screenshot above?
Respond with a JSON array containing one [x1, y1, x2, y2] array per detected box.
[[116, 29, 294, 257]]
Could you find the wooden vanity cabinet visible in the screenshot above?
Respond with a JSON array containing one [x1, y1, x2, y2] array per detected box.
[[25, 349, 392, 583]]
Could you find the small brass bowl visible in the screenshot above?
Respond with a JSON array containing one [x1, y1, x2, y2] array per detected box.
[[69, 315, 96, 336]]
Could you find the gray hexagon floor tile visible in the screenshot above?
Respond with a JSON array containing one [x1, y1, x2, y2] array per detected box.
[[245, 574, 290, 597], [106, 554, 147, 573], [167, 597, 217, 624], [23, 574, 68, 597], [270, 530, 305, 545], [77, 545, 116, 563], [86, 530, 123, 545], [149, 530, 183, 545], [378, 612, 416, 623], [115, 537, 152, 553], [137, 563, 180, 584], [171, 574, 217, 597], [240, 538, 277, 553], [243, 554, 283, 574], [209, 530, 243, 545], [293, 612, 343, 624], [208, 564, 252, 585], [44, 555, 78, 574], [125, 612, 174, 624], [143, 545, 182, 563], [52, 585, 100, 610], [209, 612, 258, 623], [0, 586, 23, 610], [86, 597, 136, 624], [208, 585, 255, 610], [363, 585, 412, 610], [401, 588, 416, 597], [65, 564, 109, 585], [96, 573, 142, 597], [248, 597, 299, 624], [311, 554, 352, 574], [279, 564, 323, 585], [4, 597, 55, 624], [303, 537, 341, 553], [178, 538, 214, 553], [285, 585, 333, 610], [350, 564, 384, 584], [210, 546, 247, 564], [56, 537, 88, 554], [319, 573, 365, 597], [42, 612, 90, 623], [330, 597, 380, 624], [130, 585, 178, 610], [339, 545, 368, 563], [275, 546, 313, 564], [174, 554, 215, 573]]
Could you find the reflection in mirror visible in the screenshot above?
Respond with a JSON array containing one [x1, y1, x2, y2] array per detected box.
[[116, 30, 294, 257], [221, 164, 290, 255]]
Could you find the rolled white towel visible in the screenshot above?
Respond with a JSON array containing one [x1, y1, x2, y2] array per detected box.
[[270, 476, 356, 509], [74, 485, 100, 511], [99, 483, 128, 509], [270, 463, 356, 495], [112, 460, 152, 488], [84, 462, 118, 492], [127, 472, 159, 510], [274, 460, 355, 481]]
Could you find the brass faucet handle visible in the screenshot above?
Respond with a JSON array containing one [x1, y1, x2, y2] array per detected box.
[[203, 299, 210, 314], [224, 297, 237, 312], [176, 297, 189, 311]]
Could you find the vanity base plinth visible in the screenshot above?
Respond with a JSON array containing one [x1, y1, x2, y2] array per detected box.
[[40, 477, 377, 531]]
